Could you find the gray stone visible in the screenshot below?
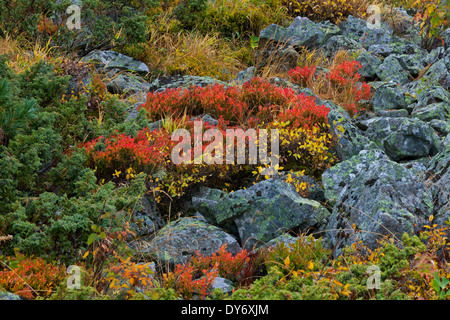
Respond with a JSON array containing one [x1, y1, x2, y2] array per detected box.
[[149, 75, 227, 93], [226, 179, 331, 250], [323, 35, 363, 59], [374, 109, 409, 118], [430, 119, 450, 136], [372, 82, 408, 112], [328, 108, 378, 161], [81, 50, 149, 74], [210, 277, 234, 295], [130, 195, 165, 237], [0, 291, 22, 300], [339, 15, 393, 49], [323, 148, 433, 254], [106, 71, 150, 95], [411, 102, 450, 122], [356, 51, 382, 79], [193, 180, 331, 250], [416, 85, 450, 108], [376, 56, 411, 84], [426, 143, 450, 227], [368, 38, 425, 58], [137, 217, 241, 266], [383, 118, 441, 161], [234, 66, 256, 84], [259, 17, 341, 50], [363, 116, 408, 149], [391, 53, 428, 77], [421, 59, 450, 88]]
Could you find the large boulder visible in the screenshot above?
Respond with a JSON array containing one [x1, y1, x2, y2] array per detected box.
[[426, 143, 450, 227], [339, 15, 393, 49], [322, 35, 363, 59], [327, 108, 378, 161], [148, 75, 227, 93], [362, 117, 441, 161], [376, 56, 411, 84], [135, 217, 241, 266], [356, 51, 382, 79], [192, 179, 331, 250], [259, 17, 341, 50], [372, 82, 408, 112], [323, 148, 434, 255], [383, 118, 441, 161], [81, 50, 149, 74]]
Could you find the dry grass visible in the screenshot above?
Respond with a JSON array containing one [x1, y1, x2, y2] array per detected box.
[[0, 34, 54, 73]]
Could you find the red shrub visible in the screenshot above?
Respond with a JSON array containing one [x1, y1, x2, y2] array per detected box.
[[0, 253, 66, 299], [288, 65, 317, 86]]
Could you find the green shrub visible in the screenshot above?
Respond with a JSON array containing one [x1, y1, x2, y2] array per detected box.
[[2, 173, 146, 263]]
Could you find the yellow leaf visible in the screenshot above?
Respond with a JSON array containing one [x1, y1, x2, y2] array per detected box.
[[308, 261, 314, 270], [82, 251, 90, 259], [284, 256, 290, 267], [429, 215, 434, 222]]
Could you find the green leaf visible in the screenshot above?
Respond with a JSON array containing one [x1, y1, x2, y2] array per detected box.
[[442, 277, 449, 288], [87, 233, 99, 245]]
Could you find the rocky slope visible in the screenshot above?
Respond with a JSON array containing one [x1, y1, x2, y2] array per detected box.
[[78, 13, 449, 266]]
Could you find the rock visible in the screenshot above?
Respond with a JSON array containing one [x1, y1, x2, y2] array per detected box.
[[193, 180, 331, 250], [226, 179, 331, 250], [130, 195, 165, 238], [262, 233, 299, 249], [0, 291, 22, 300], [192, 187, 227, 225], [361, 117, 442, 161], [411, 102, 450, 122], [421, 59, 450, 89], [126, 101, 146, 121], [234, 66, 256, 85], [339, 15, 393, 49], [256, 46, 300, 73], [323, 148, 433, 255], [136, 217, 241, 266], [356, 51, 382, 79], [376, 56, 411, 84], [383, 118, 441, 161], [416, 85, 450, 108], [259, 17, 341, 50], [374, 109, 409, 118], [328, 108, 377, 161], [368, 38, 425, 58], [426, 143, 450, 227], [391, 53, 428, 77], [430, 119, 450, 136], [363, 116, 407, 149], [372, 82, 408, 112], [275, 171, 326, 203], [148, 75, 227, 92], [210, 277, 234, 295], [323, 35, 363, 59], [81, 50, 149, 74], [105, 71, 150, 95], [190, 114, 219, 126]]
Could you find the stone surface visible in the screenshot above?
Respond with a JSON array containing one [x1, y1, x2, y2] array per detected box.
[[323, 148, 433, 255], [81, 50, 149, 74], [192, 179, 331, 250], [137, 217, 241, 266]]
